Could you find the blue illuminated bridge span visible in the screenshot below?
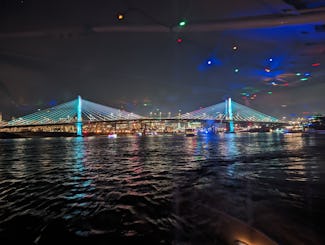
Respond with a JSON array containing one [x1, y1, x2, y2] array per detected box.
[[0, 96, 284, 136]]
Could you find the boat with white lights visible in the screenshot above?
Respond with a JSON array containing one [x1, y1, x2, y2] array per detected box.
[[303, 116, 325, 134], [283, 125, 303, 133], [108, 133, 117, 138]]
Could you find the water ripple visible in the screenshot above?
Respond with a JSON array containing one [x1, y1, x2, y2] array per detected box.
[[0, 133, 324, 244]]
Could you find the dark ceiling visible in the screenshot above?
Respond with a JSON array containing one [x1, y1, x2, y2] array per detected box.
[[0, 0, 324, 120]]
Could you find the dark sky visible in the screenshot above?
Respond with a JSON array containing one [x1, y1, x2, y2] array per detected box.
[[0, 0, 325, 120]]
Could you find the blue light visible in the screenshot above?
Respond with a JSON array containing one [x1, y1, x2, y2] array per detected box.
[[228, 98, 233, 120], [304, 72, 311, 76], [227, 98, 234, 133], [76, 95, 83, 137], [198, 57, 222, 71], [269, 58, 273, 62], [49, 99, 57, 106], [306, 2, 325, 8]]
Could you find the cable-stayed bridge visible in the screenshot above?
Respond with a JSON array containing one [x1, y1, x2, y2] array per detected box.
[[7, 96, 143, 126], [0, 96, 284, 136], [179, 99, 279, 123]]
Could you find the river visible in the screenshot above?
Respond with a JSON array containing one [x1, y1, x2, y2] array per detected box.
[[0, 133, 324, 244]]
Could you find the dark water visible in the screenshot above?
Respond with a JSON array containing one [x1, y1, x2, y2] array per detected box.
[[0, 133, 324, 244]]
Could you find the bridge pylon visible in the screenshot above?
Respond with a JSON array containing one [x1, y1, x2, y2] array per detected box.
[[226, 97, 235, 133], [76, 95, 83, 137]]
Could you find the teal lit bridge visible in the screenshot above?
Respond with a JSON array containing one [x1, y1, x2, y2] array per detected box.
[[0, 96, 284, 137]]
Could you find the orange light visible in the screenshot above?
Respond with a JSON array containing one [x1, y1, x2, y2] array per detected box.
[[117, 13, 124, 20], [234, 240, 249, 245]]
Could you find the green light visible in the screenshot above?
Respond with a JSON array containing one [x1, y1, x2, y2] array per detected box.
[[234, 68, 239, 73], [268, 91, 272, 94], [296, 72, 301, 76], [300, 78, 308, 81], [179, 20, 187, 27]]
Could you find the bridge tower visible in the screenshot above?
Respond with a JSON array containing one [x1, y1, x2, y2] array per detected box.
[[226, 97, 235, 133], [76, 95, 83, 137]]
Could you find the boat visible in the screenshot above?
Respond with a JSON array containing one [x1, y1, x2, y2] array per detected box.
[[303, 116, 325, 134], [185, 128, 196, 137], [108, 133, 117, 138], [283, 125, 303, 133]]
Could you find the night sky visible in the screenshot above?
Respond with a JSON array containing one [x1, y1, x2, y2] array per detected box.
[[0, 0, 325, 120]]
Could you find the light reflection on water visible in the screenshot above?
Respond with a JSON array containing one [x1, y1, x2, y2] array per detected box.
[[0, 133, 324, 244]]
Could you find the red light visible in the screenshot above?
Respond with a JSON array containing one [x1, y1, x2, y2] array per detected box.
[[312, 63, 320, 67], [177, 38, 183, 43]]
